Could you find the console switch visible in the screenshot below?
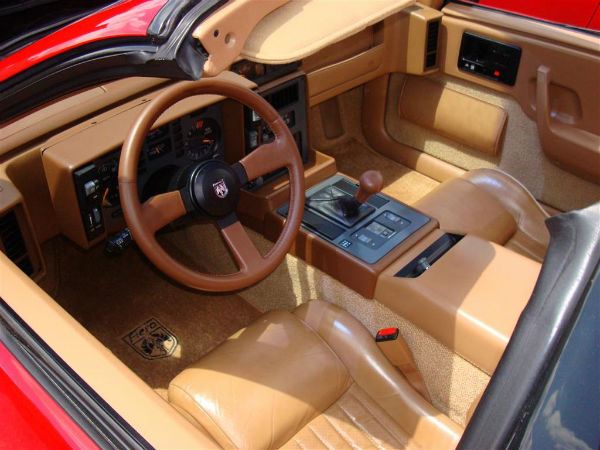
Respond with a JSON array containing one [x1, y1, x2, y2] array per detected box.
[[74, 164, 105, 241], [84, 179, 100, 197]]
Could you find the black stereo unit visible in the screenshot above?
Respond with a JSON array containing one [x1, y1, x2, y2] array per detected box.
[[458, 32, 521, 86]]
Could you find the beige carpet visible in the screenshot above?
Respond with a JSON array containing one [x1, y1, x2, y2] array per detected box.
[[38, 236, 260, 395], [323, 138, 440, 205], [309, 85, 440, 205], [37, 222, 489, 426], [155, 222, 489, 427]]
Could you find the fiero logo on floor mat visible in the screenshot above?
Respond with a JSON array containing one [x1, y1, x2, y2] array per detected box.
[[123, 318, 178, 359]]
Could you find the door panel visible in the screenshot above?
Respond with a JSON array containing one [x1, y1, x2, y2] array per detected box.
[[380, 2, 600, 211]]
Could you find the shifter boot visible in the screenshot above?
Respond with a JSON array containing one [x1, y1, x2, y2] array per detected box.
[[307, 186, 375, 227]]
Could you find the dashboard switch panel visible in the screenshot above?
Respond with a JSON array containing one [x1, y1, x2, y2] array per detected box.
[[279, 175, 431, 265], [73, 164, 105, 241], [458, 32, 521, 86]]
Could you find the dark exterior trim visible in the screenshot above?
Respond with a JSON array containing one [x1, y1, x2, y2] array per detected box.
[[0, 298, 152, 449], [458, 203, 600, 449]]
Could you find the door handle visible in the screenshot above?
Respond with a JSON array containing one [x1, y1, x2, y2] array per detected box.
[[536, 65, 600, 183]]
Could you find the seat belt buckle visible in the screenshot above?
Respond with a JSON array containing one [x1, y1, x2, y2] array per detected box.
[[375, 327, 399, 342], [375, 327, 431, 402]]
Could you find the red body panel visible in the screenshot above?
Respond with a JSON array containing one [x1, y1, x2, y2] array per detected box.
[[0, 341, 98, 449], [463, 0, 600, 30], [588, 3, 600, 28], [0, 0, 168, 83]]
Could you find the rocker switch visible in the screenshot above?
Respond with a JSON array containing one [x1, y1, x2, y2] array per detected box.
[[84, 179, 100, 197]]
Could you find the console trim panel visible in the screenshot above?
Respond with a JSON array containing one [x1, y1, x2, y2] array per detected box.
[[278, 174, 431, 264]]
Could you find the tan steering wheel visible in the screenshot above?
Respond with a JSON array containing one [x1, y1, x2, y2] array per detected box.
[[118, 79, 304, 292]]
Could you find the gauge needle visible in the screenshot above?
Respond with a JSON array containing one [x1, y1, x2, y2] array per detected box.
[[102, 188, 111, 207]]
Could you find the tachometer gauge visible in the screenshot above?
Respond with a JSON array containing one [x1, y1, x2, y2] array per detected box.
[[184, 117, 220, 160]]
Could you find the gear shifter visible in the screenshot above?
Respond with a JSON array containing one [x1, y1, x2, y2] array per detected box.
[[306, 170, 384, 227], [338, 170, 384, 217]]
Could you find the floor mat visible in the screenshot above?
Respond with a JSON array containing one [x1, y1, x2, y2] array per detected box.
[[39, 237, 261, 393], [322, 138, 439, 205]]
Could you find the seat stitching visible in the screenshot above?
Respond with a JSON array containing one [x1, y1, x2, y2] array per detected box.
[[169, 383, 237, 448], [293, 436, 307, 450], [346, 388, 409, 447], [307, 424, 335, 450], [321, 406, 362, 450], [337, 399, 388, 450]]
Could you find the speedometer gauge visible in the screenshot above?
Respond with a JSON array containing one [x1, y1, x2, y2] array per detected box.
[[184, 117, 220, 160]]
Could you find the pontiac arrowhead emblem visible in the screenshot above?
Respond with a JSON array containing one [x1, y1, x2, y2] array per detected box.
[[212, 178, 228, 198]]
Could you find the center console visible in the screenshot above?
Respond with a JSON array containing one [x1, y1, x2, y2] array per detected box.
[[256, 160, 540, 376], [278, 174, 431, 264]]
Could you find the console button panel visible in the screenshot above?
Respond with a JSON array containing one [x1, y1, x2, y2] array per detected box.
[[279, 175, 431, 264]]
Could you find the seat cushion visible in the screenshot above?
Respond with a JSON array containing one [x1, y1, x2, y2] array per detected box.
[[414, 168, 550, 261], [168, 310, 352, 449], [282, 384, 411, 449], [169, 301, 462, 449]]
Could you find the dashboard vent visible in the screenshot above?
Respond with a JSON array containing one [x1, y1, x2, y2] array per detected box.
[[425, 20, 440, 69], [0, 210, 34, 275], [264, 83, 299, 110]]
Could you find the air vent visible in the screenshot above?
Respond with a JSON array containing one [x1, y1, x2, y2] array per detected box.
[[425, 20, 440, 69], [264, 83, 299, 110], [0, 210, 34, 275]]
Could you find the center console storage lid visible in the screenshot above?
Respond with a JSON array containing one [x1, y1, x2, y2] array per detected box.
[[375, 232, 542, 375], [241, 0, 414, 64]]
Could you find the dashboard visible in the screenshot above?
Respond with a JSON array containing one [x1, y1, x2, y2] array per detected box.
[[61, 69, 308, 247], [74, 102, 225, 241]]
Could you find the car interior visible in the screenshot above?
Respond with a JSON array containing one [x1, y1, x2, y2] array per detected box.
[[1, 0, 599, 447]]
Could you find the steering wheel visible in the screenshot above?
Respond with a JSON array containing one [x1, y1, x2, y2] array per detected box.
[[118, 79, 304, 292]]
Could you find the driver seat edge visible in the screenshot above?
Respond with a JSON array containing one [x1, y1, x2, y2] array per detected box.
[[168, 300, 463, 449]]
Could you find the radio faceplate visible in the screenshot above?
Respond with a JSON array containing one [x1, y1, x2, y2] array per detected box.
[[244, 75, 309, 190]]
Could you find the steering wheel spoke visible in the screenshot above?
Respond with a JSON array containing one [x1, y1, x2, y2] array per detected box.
[[142, 190, 187, 233], [217, 214, 263, 272], [239, 136, 292, 181]]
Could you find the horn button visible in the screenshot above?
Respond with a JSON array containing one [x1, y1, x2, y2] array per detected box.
[[189, 160, 241, 217]]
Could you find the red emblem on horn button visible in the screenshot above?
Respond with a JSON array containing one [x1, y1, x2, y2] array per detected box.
[[212, 178, 228, 199]]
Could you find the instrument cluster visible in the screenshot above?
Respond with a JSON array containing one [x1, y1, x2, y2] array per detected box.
[[75, 102, 224, 239]]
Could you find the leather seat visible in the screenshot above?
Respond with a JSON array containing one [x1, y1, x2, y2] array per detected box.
[[414, 168, 550, 262], [169, 300, 462, 449]]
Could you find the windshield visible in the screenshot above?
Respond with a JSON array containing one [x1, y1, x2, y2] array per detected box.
[[0, 0, 120, 58]]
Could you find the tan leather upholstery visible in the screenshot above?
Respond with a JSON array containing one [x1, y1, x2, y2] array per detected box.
[[282, 384, 411, 449], [414, 168, 550, 261], [169, 301, 462, 449]]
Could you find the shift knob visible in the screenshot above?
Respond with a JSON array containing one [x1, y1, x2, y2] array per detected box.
[[355, 170, 383, 204]]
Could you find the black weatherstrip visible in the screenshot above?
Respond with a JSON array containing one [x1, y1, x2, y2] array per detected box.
[[0, 299, 152, 449], [0, 0, 227, 123]]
